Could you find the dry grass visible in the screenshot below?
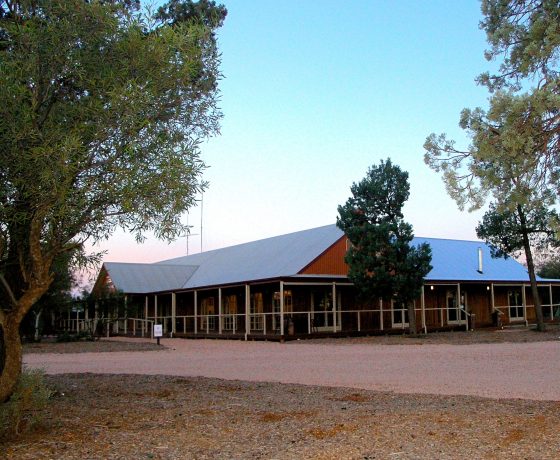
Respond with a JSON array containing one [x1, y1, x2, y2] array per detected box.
[[2, 374, 560, 459], [10, 329, 560, 458]]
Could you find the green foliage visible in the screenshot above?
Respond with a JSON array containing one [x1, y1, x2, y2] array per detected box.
[[337, 159, 432, 316], [424, 1, 560, 214], [537, 258, 560, 279], [156, 0, 227, 29], [476, 203, 560, 260], [424, 1, 560, 332], [0, 0, 226, 402], [0, 369, 53, 440], [424, 89, 560, 213], [55, 330, 93, 342], [479, 0, 560, 91]]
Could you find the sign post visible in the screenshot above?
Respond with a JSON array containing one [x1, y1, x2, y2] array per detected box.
[[153, 324, 163, 345]]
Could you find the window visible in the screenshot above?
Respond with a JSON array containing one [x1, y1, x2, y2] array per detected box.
[[273, 290, 293, 313], [391, 300, 409, 328], [272, 290, 292, 331], [313, 291, 333, 328], [508, 289, 524, 319], [223, 295, 237, 331], [201, 297, 215, 330], [250, 293, 264, 331]]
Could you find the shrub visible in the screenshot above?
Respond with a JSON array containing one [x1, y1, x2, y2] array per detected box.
[[56, 330, 93, 342], [0, 369, 53, 439]]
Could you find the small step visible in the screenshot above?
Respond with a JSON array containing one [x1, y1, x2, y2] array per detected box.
[[500, 323, 530, 331]]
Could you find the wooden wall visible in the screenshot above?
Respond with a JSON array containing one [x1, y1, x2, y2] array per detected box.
[[299, 237, 348, 275]]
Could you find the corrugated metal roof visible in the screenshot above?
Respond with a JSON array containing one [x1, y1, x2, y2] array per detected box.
[[101, 224, 545, 294], [413, 237, 536, 282], [103, 262, 198, 294], [159, 224, 344, 288]]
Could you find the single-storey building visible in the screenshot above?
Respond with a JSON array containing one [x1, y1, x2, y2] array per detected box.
[[87, 224, 560, 339]]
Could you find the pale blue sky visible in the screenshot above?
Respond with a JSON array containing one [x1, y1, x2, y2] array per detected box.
[[94, 0, 496, 265]]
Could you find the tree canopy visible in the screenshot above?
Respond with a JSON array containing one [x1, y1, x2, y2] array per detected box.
[[424, 0, 560, 332], [537, 258, 560, 279], [337, 159, 432, 335], [0, 0, 226, 402]]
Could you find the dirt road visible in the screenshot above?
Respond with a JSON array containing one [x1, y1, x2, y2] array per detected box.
[[24, 338, 560, 401]]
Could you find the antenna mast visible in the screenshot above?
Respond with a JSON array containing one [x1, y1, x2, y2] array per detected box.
[[200, 191, 203, 253], [185, 213, 199, 256]]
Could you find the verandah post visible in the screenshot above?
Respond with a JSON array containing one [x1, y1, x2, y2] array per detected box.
[[154, 295, 158, 327], [332, 282, 337, 333], [194, 290, 198, 334], [421, 285, 427, 334], [280, 281, 284, 337], [124, 295, 128, 335], [144, 295, 148, 337], [490, 283, 495, 316], [171, 292, 176, 336], [521, 284, 528, 326], [245, 284, 250, 339], [550, 284, 554, 320], [218, 288, 222, 334]]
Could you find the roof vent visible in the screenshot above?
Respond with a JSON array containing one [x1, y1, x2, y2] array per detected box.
[[477, 247, 483, 274]]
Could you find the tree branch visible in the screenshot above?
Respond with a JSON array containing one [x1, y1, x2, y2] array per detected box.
[[0, 273, 18, 309]]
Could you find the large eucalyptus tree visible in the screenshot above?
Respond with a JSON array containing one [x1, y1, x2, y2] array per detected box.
[[0, 0, 226, 402]]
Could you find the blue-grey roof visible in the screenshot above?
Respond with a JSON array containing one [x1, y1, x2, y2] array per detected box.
[[100, 224, 549, 294], [159, 224, 343, 288], [103, 262, 198, 294], [412, 237, 538, 283]]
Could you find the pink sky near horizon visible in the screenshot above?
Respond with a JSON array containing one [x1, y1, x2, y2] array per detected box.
[[86, 1, 497, 287]]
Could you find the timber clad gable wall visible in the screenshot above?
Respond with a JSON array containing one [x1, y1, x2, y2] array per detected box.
[[299, 237, 349, 276]]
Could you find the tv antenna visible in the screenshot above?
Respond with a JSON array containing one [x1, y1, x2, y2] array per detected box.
[[185, 191, 203, 255]]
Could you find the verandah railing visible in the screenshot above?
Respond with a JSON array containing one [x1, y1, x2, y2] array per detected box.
[[61, 302, 560, 336], [59, 317, 154, 338]]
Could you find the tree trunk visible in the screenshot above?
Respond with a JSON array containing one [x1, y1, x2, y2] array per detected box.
[[0, 276, 52, 402], [0, 324, 5, 377], [407, 303, 417, 335], [518, 206, 545, 331], [34, 309, 43, 342], [0, 313, 23, 403]]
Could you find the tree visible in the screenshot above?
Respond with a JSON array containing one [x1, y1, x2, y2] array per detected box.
[[337, 159, 432, 335], [0, 0, 226, 402], [478, 0, 560, 92], [476, 202, 560, 328], [537, 258, 560, 279], [424, 0, 560, 332]]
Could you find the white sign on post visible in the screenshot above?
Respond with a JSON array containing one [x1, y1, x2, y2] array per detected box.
[[153, 324, 163, 338]]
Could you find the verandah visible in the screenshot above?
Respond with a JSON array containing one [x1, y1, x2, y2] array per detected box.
[[62, 281, 560, 338]]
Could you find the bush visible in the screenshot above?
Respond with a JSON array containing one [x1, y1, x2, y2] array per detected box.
[[56, 330, 93, 342], [0, 369, 53, 439]]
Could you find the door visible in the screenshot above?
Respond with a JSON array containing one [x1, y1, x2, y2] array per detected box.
[[508, 289, 524, 321], [272, 290, 292, 331], [446, 289, 466, 325], [312, 291, 334, 331], [391, 300, 409, 329]]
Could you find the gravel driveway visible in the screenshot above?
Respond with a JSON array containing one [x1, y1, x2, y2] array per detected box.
[[24, 338, 560, 401]]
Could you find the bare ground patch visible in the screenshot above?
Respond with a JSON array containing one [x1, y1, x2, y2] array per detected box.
[[23, 338, 166, 354], [2, 374, 560, 459]]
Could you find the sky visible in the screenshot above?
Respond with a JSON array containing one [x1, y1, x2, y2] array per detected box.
[[90, 0, 498, 272]]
